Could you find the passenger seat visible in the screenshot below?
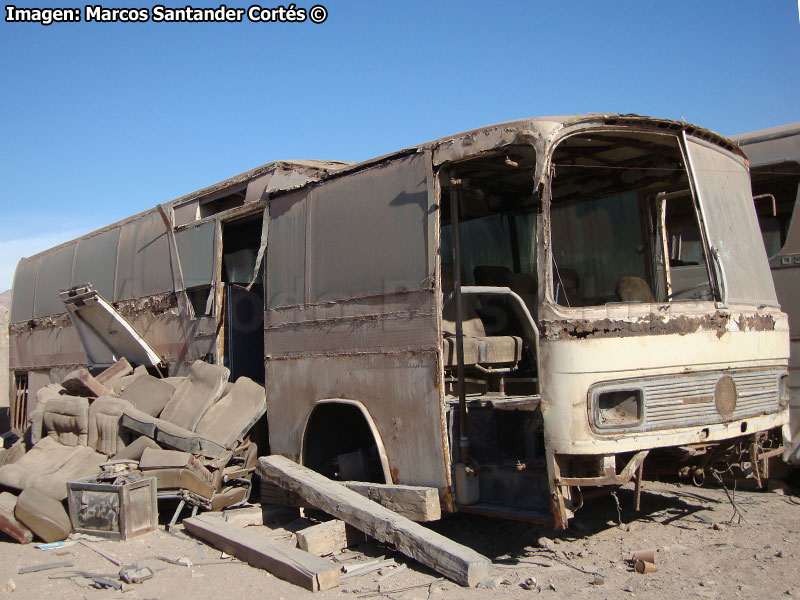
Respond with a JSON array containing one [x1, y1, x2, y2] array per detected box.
[[441, 265, 522, 367]]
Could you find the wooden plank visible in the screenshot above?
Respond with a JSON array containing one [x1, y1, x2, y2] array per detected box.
[[296, 520, 349, 556], [94, 358, 133, 385], [257, 455, 490, 587], [183, 515, 340, 592], [260, 480, 304, 507], [343, 482, 441, 522], [222, 505, 300, 527]]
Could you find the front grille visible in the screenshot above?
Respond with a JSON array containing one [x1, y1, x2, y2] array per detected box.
[[591, 369, 782, 433], [642, 370, 779, 430]]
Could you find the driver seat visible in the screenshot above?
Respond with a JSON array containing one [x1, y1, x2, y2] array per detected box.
[[616, 276, 655, 303]]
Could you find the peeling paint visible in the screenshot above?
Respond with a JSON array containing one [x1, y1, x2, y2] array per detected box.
[[540, 311, 775, 341]]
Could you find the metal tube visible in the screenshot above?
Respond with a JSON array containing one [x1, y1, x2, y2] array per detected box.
[[449, 185, 469, 464]]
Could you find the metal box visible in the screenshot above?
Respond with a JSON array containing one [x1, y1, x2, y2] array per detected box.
[[67, 473, 158, 540]]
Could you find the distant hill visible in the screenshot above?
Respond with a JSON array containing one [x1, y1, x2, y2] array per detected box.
[[0, 290, 10, 311]]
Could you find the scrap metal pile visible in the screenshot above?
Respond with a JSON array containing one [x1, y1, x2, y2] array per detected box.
[[0, 358, 265, 544]]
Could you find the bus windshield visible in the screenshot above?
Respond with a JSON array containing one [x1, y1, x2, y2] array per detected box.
[[549, 130, 778, 308], [685, 136, 778, 307]]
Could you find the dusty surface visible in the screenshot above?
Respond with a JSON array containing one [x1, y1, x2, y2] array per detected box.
[[1, 481, 799, 599]]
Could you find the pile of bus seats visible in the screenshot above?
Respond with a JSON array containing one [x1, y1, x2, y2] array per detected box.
[[0, 395, 110, 542], [0, 358, 266, 543], [119, 361, 266, 523]]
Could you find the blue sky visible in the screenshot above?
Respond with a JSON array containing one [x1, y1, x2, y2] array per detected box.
[[0, 0, 798, 292]]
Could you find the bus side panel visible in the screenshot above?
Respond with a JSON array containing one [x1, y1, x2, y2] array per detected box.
[[264, 152, 449, 496], [9, 304, 217, 378], [266, 350, 448, 492]]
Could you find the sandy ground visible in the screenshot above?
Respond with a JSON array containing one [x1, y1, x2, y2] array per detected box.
[[1, 480, 799, 600]]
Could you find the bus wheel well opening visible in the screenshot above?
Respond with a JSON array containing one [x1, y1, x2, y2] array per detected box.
[[302, 403, 386, 484]]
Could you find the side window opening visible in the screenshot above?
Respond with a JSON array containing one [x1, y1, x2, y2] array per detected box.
[[199, 188, 246, 219], [12, 372, 28, 433], [749, 161, 800, 258]]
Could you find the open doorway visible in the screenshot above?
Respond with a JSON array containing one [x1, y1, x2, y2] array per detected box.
[[221, 216, 265, 383]]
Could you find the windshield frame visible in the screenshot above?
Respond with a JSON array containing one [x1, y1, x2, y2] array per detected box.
[[542, 127, 720, 312]]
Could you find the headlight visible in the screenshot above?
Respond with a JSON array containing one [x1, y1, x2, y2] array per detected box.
[[779, 374, 790, 408], [594, 389, 643, 428]]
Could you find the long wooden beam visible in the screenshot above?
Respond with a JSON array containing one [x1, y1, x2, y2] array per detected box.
[[343, 482, 441, 522], [257, 455, 490, 587]]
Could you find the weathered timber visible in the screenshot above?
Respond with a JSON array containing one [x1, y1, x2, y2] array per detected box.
[[343, 482, 441, 522], [62, 368, 112, 398], [296, 520, 349, 555], [257, 455, 490, 587], [94, 358, 133, 385], [261, 480, 305, 507], [222, 505, 299, 526], [184, 515, 340, 592]]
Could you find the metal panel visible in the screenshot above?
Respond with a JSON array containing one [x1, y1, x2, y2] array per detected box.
[[72, 228, 120, 300], [266, 351, 448, 491], [61, 285, 161, 368], [267, 190, 306, 308], [265, 291, 437, 359], [33, 243, 75, 318], [10, 258, 37, 323], [115, 211, 173, 301], [308, 154, 429, 302], [9, 324, 85, 370], [176, 220, 216, 288]]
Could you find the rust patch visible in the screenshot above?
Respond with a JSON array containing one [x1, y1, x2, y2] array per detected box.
[[10, 292, 178, 334], [541, 312, 731, 340], [736, 314, 776, 332], [390, 466, 400, 484], [440, 486, 455, 513]]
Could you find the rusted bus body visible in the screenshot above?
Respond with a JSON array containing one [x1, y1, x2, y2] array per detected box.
[[7, 159, 347, 430], [8, 115, 790, 527], [733, 123, 800, 464]]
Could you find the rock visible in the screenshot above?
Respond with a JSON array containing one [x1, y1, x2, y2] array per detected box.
[[538, 536, 556, 550], [478, 576, 505, 589]]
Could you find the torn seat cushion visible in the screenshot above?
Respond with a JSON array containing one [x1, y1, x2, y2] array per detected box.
[[139, 448, 213, 484], [155, 377, 266, 459], [139, 448, 214, 499], [14, 488, 72, 543], [158, 361, 229, 431], [120, 375, 175, 417], [89, 397, 134, 456]]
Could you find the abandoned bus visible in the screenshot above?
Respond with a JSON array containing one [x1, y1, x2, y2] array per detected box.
[[733, 123, 800, 465], [8, 115, 790, 526]]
